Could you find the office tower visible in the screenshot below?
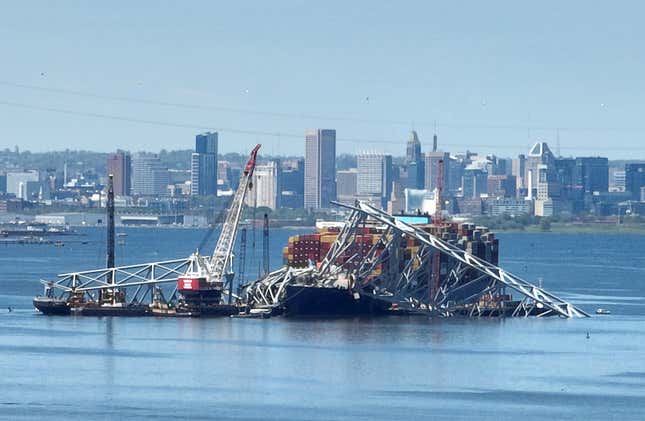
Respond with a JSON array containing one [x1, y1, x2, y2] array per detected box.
[[512, 154, 526, 190], [191, 132, 218, 196], [625, 163, 645, 201], [218, 161, 232, 188], [487, 175, 517, 198], [462, 168, 488, 198], [132, 153, 170, 196], [574, 157, 609, 196], [405, 131, 424, 189], [336, 169, 358, 202], [280, 159, 305, 209], [406, 131, 422, 163], [304, 129, 336, 209], [424, 151, 450, 191], [6, 170, 39, 198], [107, 151, 132, 196], [357, 152, 393, 207]]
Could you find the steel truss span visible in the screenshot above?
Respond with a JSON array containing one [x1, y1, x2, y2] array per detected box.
[[244, 201, 589, 319]]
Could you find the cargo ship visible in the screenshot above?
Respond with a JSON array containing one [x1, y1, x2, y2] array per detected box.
[[283, 285, 392, 317], [277, 217, 501, 317]]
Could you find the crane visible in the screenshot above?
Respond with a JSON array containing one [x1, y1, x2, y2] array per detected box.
[[209, 144, 261, 283], [177, 144, 261, 313]]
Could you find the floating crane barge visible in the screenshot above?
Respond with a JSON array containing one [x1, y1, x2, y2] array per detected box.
[[33, 144, 588, 319], [34, 144, 262, 317]]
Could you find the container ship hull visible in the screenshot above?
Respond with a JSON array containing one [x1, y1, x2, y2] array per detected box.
[[284, 285, 391, 317]]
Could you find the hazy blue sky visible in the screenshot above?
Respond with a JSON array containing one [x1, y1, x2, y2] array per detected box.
[[1, 1, 644, 158]]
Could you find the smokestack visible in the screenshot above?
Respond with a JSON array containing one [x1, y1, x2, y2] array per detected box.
[[526, 169, 533, 200]]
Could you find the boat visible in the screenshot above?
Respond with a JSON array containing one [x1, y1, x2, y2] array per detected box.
[[33, 297, 71, 315], [116, 232, 128, 237], [596, 308, 611, 315], [283, 285, 392, 317]]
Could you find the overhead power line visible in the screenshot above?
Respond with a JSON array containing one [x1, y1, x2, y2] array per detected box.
[[2, 99, 645, 152], [3, 80, 645, 134]]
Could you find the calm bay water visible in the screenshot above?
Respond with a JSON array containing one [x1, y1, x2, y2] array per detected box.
[[1, 227, 644, 420]]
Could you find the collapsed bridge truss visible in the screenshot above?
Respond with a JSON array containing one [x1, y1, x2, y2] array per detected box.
[[245, 201, 589, 318]]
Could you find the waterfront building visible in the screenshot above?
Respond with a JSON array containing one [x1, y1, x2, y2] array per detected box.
[[304, 129, 336, 209], [625, 163, 645, 201], [132, 153, 169, 196], [106, 151, 131, 196], [191, 132, 218, 197], [6, 170, 39, 199], [280, 159, 304, 209]]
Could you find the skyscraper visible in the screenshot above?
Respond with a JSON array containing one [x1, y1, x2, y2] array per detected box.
[[574, 157, 609, 195], [304, 129, 336, 209], [625, 163, 645, 201], [191, 132, 218, 196], [280, 159, 305, 208], [336, 169, 358, 202], [357, 152, 392, 207], [132, 153, 169, 196], [107, 151, 131, 196], [424, 151, 450, 192], [405, 131, 424, 189]]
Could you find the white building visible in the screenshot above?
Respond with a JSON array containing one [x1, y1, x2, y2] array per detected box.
[[6, 170, 39, 199], [132, 153, 169, 196]]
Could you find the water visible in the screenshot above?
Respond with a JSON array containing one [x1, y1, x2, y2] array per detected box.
[[1, 228, 645, 420]]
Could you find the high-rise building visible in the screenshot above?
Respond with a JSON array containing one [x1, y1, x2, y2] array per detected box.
[[625, 163, 645, 201], [218, 161, 232, 188], [424, 151, 450, 192], [304, 129, 336, 209], [280, 159, 305, 209], [336, 169, 358, 201], [461, 168, 488, 198], [357, 152, 392, 208], [132, 153, 169, 196], [512, 154, 526, 191], [405, 131, 424, 189], [575, 157, 609, 195], [191, 132, 218, 196], [487, 175, 517, 198], [106, 151, 131, 196], [6, 170, 39, 199], [406, 131, 422, 163]]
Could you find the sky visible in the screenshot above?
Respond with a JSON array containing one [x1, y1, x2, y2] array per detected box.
[[1, 1, 645, 159]]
